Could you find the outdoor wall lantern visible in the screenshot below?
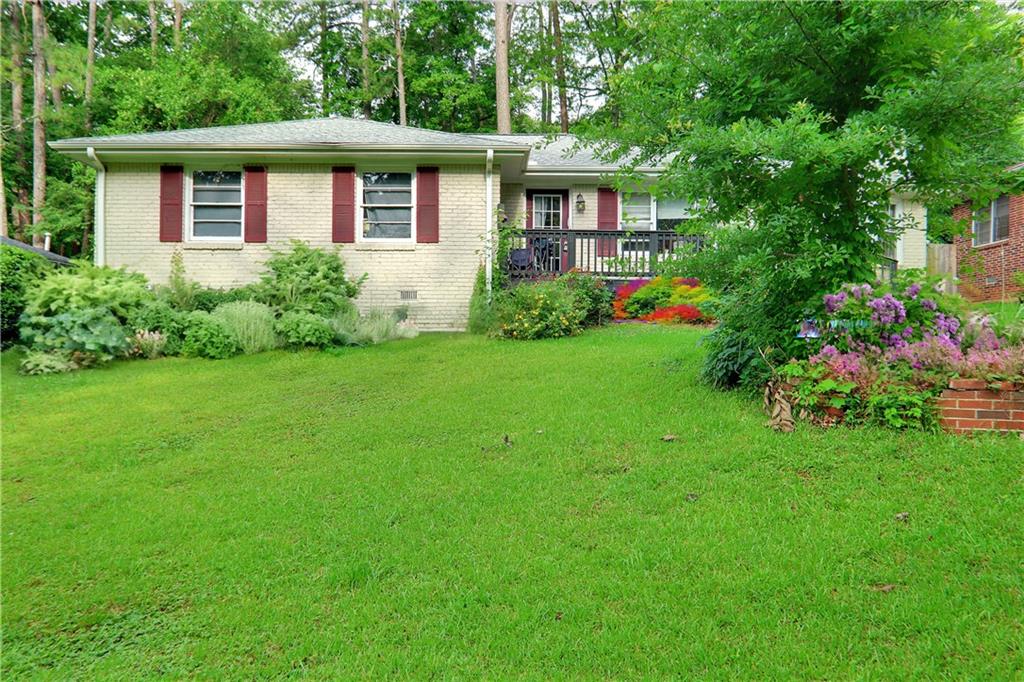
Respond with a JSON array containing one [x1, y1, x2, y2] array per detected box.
[[575, 193, 586, 212]]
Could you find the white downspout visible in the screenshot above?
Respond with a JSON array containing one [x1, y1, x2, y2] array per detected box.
[[484, 148, 494, 301], [86, 146, 105, 266]]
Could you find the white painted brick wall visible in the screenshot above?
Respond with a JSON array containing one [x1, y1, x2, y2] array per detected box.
[[103, 163, 496, 331]]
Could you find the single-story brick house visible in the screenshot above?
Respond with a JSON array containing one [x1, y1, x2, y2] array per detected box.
[[952, 162, 1023, 302], [51, 117, 929, 330]]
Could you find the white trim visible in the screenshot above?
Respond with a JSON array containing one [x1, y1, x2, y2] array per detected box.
[[86, 147, 105, 266], [184, 166, 245, 242], [485, 149, 494, 301], [355, 167, 417, 243]]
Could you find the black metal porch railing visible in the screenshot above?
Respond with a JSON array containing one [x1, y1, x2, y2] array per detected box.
[[504, 228, 704, 280]]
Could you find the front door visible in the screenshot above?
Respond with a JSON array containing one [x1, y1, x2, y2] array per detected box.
[[526, 189, 570, 274]]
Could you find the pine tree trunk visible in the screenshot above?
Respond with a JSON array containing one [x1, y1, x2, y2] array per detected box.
[[173, 0, 183, 49], [30, 0, 46, 246], [319, 0, 329, 116], [550, 0, 569, 133], [9, 1, 30, 238], [392, 0, 406, 126], [361, 0, 372, 118], [84, 0, 96, 131], [538, 4, 550, 125], [494, 0, 512, 134], [41, 10, 60, 114], [148, 0, 158, 61]]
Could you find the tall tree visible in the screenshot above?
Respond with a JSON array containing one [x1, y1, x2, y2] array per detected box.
[[29, 0, 46, 246], [173, 0, 183, 49], [360, 0, 372, 118], [84, 0, 97, 131], [8, 1, 30, 236], [148, 0, 158, 61], [494, 0, 512, 133], [589, 1, 1024, 389], [41, 10, 61, 114], [392, 0, 406, 125], [549, 0, 568, 132]]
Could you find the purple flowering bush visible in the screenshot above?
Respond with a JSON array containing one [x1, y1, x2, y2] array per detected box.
[[776, 274, 1024, 430]]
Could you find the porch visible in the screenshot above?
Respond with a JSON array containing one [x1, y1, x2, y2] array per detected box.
[[503, 228, 704, 280]]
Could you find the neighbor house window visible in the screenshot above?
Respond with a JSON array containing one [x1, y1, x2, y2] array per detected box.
[[532, 194, 563, 228], [190, 170, 243, 239], [620, 193, 692, 231], [974, 194, 1010, 246], [361, 171, 413, 239]]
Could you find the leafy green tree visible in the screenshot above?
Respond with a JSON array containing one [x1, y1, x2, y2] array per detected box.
[[585, 0, 1024, 389]]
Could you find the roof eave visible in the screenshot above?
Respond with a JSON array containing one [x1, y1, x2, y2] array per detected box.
[[49, 141, 533, 153]]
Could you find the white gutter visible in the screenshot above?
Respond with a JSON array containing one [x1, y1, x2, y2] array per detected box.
[[485, 149, 494, 301], [85, 146, 105, 266]]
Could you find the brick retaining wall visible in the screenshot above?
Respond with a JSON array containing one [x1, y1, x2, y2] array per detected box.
[[938, 379, 1024, 434]]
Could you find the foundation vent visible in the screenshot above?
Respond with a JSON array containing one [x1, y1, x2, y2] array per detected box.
[[399, 290, 418, 301]]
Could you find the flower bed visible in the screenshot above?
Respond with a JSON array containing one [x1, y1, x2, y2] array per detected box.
[[612, 276, 714, 324], [768, 277, 1024, 432]]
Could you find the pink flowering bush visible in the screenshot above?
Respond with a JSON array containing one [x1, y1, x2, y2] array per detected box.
[[775, 274, 1024, 430]]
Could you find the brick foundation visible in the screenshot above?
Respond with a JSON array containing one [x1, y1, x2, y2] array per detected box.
[[938, 378, 1024, 434]]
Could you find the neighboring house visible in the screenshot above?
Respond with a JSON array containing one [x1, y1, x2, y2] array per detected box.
[[952, 163, 1023, 301], [51, 117, 929, 330]]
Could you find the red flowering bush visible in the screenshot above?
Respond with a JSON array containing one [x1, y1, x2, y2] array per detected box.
[[642, 304, 703, 324]]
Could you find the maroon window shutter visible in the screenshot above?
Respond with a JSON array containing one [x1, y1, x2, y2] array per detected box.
[[525, 194, 534, 229], [243, 166, 267, 243], [159, 166, 184, 242], [332, 166, 356, 243], [416, 166, 439, 243], [597, 187, 618, 256]]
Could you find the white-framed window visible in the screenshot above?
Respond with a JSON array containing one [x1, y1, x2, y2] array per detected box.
[[532, 194, 563, 228], [974, 194, 1010, 246], [188, 169, 243, 240], [619, 192, 692, 231], [360, 170, 415, 240]]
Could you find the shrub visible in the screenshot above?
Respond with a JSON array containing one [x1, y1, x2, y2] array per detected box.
[[158, 250, 203, 311], [255, 241, 362, 316], [132, 330, 167, 359], [642, 304, 703, 324], [211, 301, 280, 354], [125, 300, 186, 355], [275, 311, 335, 348], [352, 309, 418, 346], [0, 245, 52, 345], [467, 267, 496, 335], [180, 311, 240, 359], [494, 280, 585, 340], [19, 349, 79, 375], [25, 263, 153, 323], [19, 306, 131, 362], [559, 270, 613, 327]]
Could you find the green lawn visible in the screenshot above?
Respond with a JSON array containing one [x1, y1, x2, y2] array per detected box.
[[2, 325, 1022, 678], [974, 299, 1023, 330]]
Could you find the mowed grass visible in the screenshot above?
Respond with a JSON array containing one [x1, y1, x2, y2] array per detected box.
[[2, 325, 1022, 678]]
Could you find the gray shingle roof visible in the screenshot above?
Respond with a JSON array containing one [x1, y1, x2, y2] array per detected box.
[[475, 133, 660, 170], [52, 116, 529, 150]]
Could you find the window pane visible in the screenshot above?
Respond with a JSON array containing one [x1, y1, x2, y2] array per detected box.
[[194, 205, 242, 221], [364, 172, 411, 187], [194, 170, 241, 187], [622, 193, 652, 229], [364, 222, 412, 239], [994, 195, 1010, 241], [364, 206, 412, 223], [658, 198, 691, 220], [363, 189, 412, 205], [193, 221, 242, 238], [974, 204, 992, 244], [194, 188, 241, 203]]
